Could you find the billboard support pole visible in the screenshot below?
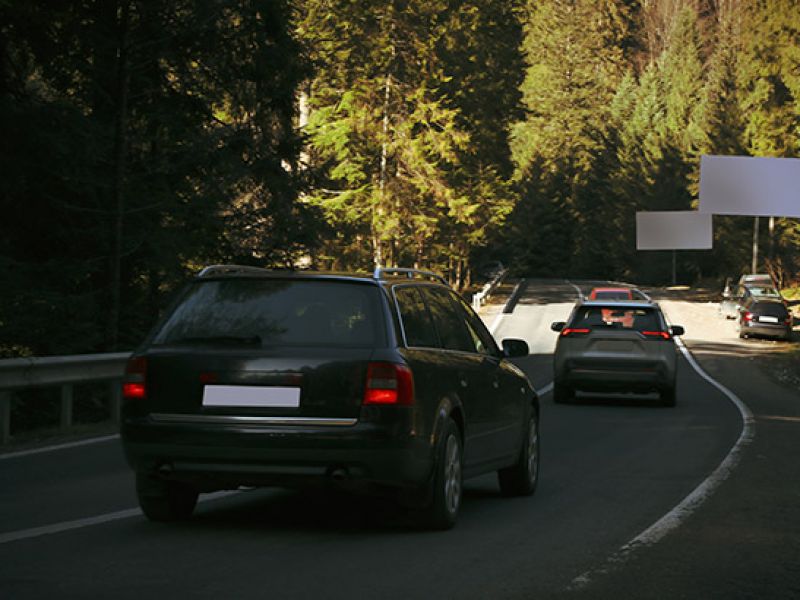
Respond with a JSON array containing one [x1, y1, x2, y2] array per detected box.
[[752, 216, 759, 274], [672, 250, 676, 285]]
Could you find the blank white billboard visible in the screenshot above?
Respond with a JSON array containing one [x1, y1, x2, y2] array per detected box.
[[699, 155, 800, 217], [636, 211, 713, 250]]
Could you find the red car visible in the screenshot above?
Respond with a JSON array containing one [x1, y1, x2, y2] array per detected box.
[[588, 287, 634, 301]]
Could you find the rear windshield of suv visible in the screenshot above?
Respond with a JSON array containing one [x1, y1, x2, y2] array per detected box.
[[571, 305, 661, 331], [152, 279, 383, 347]]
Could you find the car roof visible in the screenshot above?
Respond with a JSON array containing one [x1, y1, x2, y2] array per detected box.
[[576, 300, 658, 310], [590, 287, 631, 293], [739, 274, 773, 283], [192, 265, 451, 287]]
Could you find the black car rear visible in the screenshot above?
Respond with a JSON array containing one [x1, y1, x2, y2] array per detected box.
[[739, 298, 792, 340], [121, 266, 538, 529]]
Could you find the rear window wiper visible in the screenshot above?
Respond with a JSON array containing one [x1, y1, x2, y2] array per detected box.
[[159, 335, 262, 346]]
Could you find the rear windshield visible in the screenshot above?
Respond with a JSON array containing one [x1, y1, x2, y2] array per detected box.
[[152, 279, 383, 347], [592, 290, 632, 300], [748, 287, 780, 297], [753, 302, 787, 318], [570, 305, 661, 331]]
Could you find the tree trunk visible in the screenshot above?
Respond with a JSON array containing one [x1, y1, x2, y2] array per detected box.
[[107, 2, 131, 350]]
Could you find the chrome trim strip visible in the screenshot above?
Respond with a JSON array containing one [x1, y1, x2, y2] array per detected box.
[[150, 414, 358, 427]]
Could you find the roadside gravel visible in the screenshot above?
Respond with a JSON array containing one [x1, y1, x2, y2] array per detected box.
[[659, 298, 800, 393]]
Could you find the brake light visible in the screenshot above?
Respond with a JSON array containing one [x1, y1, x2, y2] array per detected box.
[[123, 357, 147, 400], [363, 362, 414, 405], [743, 312, 754, 322], [642, 331, 671, 340], [560, 328, 590, 337]]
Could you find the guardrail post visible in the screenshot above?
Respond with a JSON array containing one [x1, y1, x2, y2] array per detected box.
[[60, 384, 73, 430], [0, 391, 10, 444], [109, 380, 121, 425]]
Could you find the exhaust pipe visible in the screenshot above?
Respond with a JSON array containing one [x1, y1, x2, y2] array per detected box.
[[329, 468, 348, 482]]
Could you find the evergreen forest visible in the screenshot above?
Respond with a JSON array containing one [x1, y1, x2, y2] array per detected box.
[[2, 0, 799, 356]]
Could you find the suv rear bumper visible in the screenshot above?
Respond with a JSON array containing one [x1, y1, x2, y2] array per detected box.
[[556, 358, 675, 392], [121, 415, 434, 491]]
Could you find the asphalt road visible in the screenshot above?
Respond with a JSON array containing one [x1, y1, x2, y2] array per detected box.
[[2, 279, 789, 599]]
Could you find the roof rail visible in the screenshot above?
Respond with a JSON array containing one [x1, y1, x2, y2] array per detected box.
[[197, 264, 270, 278], [374, 267, 448, 286]]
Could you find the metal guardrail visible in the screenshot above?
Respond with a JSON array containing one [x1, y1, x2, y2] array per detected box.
[[0, 352, 131, 445], [472, 268, 508, 311]]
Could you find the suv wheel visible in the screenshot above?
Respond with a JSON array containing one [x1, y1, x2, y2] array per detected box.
[[660, 386, 676, 407], [136, 472, 198, 522], [498, 410, 539, 496], [419, 418, 462, 530], [553, 383, 572, 404]]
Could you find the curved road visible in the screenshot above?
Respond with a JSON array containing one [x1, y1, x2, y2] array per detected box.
[[0, 280, 758, 598]]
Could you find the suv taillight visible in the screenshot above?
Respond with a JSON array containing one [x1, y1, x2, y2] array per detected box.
[[560, 328, 590, 337], [743, 312, 754, 322], [641, 330, 671, 340], [363, 362, 414, 405], [123, 357, 147, 400]]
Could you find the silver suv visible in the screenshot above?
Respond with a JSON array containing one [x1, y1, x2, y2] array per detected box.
[[550, 301, 684, 406]]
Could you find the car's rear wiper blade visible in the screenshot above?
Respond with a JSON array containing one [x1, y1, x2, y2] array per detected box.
[[163, 335, 262, 346]]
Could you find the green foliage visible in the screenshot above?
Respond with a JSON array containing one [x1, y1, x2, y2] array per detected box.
[[0, 0, 316, 354], [510, 0, 633, 278], [510, 0, 799, 285], [299, 0, 525, 285]]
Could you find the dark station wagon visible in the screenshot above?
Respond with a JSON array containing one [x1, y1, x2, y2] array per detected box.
[[121, 266, 539, 529]]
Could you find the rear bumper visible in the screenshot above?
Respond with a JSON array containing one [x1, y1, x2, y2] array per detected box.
[[121, 412, 434, 491], [556, 358, 675, 393], [741, 322, 791, 339]]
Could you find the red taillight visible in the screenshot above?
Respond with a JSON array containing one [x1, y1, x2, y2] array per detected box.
[[642, 330, 671, 340], [743, 312, 754, 322], [363, 362, 414, 405], [123, 357, 147, 400], [561, 328, 590, 337]]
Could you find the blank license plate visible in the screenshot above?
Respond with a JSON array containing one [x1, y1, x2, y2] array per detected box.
[[759, 316, 779, 323], [202, 385, 300, 408]]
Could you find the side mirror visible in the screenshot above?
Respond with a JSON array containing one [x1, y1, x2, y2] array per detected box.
[[670, 325, 685, 337], [551, 321, 565, 332], [501, 339, 529, 358]]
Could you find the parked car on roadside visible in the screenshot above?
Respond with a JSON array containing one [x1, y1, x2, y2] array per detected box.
[[720, 283, 785, 319], [738, 297, 793, 341], [551, 300, 685, 406], [121, 265, 539, 530], [738, 273, 776, 288]]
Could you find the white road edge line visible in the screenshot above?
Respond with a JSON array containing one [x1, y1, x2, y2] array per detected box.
[[568, 329, 755, 591], [565, 279, 583, 299], [0, 490, 240, 545], [0, 434, 121, 461]]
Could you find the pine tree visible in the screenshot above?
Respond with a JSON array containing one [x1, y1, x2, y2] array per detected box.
[[511, 0, 634, 277]]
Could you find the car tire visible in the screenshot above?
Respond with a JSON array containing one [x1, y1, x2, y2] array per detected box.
[[553, 383, 572, 404], [418, 418, 462, 530], [660, 386, 676, 407], [136, 472, 198, 522], [497, 410, 539, 497]]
